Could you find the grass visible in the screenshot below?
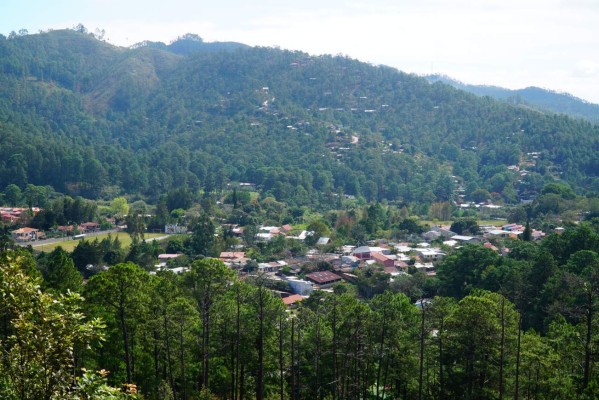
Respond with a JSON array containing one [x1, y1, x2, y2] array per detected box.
[[31, 232, 167, 253]]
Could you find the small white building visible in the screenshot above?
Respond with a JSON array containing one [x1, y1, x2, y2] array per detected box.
[[286, 278, 314, 296]]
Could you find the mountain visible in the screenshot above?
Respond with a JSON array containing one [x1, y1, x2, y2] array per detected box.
[[426, 74, 599, 124], [0, 29, 598, 208]]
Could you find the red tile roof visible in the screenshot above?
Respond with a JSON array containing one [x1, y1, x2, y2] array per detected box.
[[282, 294, 304, 305]]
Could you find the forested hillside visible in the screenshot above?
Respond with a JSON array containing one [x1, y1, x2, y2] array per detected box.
[[1, 28, 598, 207]]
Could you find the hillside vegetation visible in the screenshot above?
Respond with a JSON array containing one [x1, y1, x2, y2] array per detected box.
[[1, 29, 598, 208]]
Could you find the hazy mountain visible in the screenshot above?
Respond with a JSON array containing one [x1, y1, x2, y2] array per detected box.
[[0, 29, 597, 206], [426, 74, 599, 124]]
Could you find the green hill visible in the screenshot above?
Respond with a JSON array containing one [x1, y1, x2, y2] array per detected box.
[[1, 29, 598, 207]]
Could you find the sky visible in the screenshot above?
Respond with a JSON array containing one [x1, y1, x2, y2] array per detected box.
[[2, 0, 599, 103]]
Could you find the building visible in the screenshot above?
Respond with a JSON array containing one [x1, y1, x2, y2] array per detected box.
[[305, 271, 342, 287], [415, 248, 446, 262], [79, 222, 100, 233], [11, 227, 39, 242], [258, 260, 287, 273], [165, 224, 188, 234], [157, 253, 182, 268], [352, 246, 387, 260], [371, 252, 395, 268], [286, 278, 314, 295], [451, 235, 482, 244], [281, 294, 304, 307]]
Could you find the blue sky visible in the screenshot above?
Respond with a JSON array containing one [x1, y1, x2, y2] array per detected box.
[[2, 0, 599, 103]]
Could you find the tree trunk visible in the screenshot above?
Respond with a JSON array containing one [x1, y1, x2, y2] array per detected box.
[[279, 315, 285, 400], [256, 288, 265, 400], [332, 299, 338, 400], [582, 289, 593, 392], [202, 298, 211, 389], [418, 305, 426, 400], [376, 317, 387, 400], [119, 301, 132, 383], [291, 317, 296, 400], [499, 297, 505, 400], [180, 324, 187, 400], [515, 314, 522, 400], [438, 318, 445, 400]]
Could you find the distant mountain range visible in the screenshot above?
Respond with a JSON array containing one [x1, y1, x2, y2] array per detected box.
[[426, 74, 599, 124]]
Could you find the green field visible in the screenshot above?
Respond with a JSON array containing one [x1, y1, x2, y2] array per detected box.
[[31, 232, 167, 253]]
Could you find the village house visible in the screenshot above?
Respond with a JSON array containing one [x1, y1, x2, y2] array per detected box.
[[79, 222, 100, 233], [258, 260, 287, 273], [11, 227, 40, 242], [219, 251, 247, 262], [156, 253, 183, 268], [414, 262, 436, 276], [305, 271, 343, 288], [450, 235, 482, 244], [352, 246, 387, 260], [281, 294, 304, 307], [371, 252, 395, 268], [165, 224, 188, 234], [414, 248, 446, 262], [286, 278, 314, 295]]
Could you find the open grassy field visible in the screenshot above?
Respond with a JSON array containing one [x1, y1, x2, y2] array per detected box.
[[31, 232, 167, 253]]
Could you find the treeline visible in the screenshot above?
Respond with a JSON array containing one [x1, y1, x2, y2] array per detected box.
[[0, 30, 598, 208], [2, 221, 599, 398]]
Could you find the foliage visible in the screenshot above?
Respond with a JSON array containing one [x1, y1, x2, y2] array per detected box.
[[0, 29, 597, 210], [0, 250, 131, 399]]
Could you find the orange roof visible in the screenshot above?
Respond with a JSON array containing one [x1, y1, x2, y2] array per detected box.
[[220, 252, 246, 259], [282, 294, 304, 305], [12, 227, 38, 234]]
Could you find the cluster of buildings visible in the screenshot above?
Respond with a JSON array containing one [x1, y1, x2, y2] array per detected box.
[[157, 219, 555, 308], [9, 220, 105, 243], [1, 207, 41, 224]]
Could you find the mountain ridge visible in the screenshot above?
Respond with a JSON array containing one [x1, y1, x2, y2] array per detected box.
[[426, 73, 599, 124], [0, 29, 597, 207]]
